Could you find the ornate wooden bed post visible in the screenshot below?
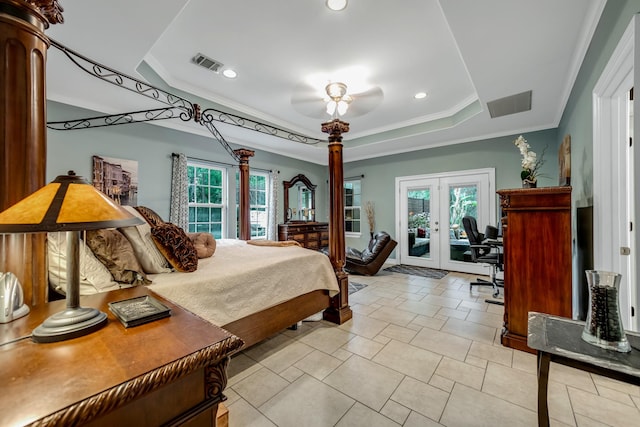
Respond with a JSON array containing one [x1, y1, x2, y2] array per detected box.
[[0, 0, 63, 307], [234, 148, 254, 240], [321, 118, 352, 324]]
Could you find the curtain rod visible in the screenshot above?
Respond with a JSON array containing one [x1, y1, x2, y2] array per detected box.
[[344, 174, 365, 181], [172, 153, 276, 173]]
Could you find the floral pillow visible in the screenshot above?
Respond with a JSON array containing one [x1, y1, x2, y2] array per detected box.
[[151, 223, 198, 272], [134, 206, 165, 228]]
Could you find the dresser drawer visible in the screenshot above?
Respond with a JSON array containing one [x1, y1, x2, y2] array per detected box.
[[278, 222, 329, 250]]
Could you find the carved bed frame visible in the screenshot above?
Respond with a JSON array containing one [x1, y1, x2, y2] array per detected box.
[[0, 0, 352, 351]]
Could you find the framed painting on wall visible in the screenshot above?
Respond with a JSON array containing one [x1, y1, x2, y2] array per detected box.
[[559, 134, 571, 186], [92, 155, 138, 206]]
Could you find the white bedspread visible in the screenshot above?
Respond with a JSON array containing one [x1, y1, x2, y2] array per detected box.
[[148, 239, 339, 326]]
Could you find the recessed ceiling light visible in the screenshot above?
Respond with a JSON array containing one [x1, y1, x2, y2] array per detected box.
[[326, 0, 347, 11], [414, 92, 427, 99], [223, 69, 237, 79]]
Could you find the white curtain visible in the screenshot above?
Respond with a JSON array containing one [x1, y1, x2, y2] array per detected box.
[[267, 171, 279, 240], [170, 153, 189, 230]]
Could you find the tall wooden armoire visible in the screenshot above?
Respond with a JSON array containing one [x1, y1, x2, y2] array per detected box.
[[497, 187, 572, 353]]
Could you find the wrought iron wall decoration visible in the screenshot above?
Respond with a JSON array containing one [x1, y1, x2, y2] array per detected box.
[[46, 39, 323, 162], [46, 107, 185, 130], [199, 108, 322, 145], [49, 39, 194, 119]]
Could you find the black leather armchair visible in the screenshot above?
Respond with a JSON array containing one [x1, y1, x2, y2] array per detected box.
[[345, 231, 397, 276]]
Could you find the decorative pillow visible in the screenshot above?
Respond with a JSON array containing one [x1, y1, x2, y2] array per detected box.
[[187, 232, 216, 258], [134, 206, 165, 227], [417, 228, 426, 238], [151, 223, 198, 272], [119, 206, 172, 274], [86, 229, 151, 285], [47, 232, 119, 295]]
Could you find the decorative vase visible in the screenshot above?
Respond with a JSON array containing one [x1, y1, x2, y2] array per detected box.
[[522, 180, 537, 188], [581, 270, 630, 352]]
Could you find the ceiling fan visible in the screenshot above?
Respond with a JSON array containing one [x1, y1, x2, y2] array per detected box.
[[290, 80, 384, 119]]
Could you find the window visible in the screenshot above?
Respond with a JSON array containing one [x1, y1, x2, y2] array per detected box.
[[187, 163, 225, 238], [344, 179, 361, 235], [236, 171, 269, 239]]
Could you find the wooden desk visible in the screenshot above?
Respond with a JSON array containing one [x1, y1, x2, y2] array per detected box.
[[528, 312, 640, 427], [0, 287, 244, 427]]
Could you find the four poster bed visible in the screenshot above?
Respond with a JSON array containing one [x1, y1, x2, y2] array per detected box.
[[1, 4, 352, 351], [0, 2, 355, 425]]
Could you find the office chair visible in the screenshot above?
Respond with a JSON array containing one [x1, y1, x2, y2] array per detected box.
[[461, 216, 504, 302]]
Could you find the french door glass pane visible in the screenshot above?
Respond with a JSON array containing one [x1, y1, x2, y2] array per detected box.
[[448, 184, 477, 262], [407, 188, 431, 258]]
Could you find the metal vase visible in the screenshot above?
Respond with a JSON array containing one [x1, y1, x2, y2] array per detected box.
[[581, 270, 631, 352]]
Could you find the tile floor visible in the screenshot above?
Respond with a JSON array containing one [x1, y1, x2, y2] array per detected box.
[[224, 269, 640, 426]]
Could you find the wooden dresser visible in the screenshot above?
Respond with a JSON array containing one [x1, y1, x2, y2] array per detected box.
[[497, 186, 572, 353], [278, 221, 329, 250], [0, 287, 243, 427]]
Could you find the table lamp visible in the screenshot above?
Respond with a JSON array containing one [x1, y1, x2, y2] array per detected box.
[[0, 171, 143, 343]]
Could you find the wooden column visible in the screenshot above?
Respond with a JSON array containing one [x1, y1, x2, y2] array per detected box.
[[234, 148, 254, 240], [0, 1, 63, 307], [321, 118, 352, 324]]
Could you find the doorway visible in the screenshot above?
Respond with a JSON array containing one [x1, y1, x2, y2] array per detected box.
[[396, 168, 496, 275], [593, 15, 638, 331]]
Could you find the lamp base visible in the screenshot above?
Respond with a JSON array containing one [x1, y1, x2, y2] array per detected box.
[[32, 306, 108, 343]]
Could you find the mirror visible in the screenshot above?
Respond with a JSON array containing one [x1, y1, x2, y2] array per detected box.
[[283, 174, 316, 222]]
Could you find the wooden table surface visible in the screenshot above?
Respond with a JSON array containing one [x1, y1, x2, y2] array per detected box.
[[0, 286, 243, 427]]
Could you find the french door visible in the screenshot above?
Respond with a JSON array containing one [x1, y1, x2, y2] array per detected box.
[[396, 169, 495, 275]]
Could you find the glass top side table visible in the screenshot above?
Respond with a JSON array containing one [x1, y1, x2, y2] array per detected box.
[[527, 312, 640, 427]]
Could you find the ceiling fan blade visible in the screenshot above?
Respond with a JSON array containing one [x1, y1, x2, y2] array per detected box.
[[345, 87, 384, 117], [290, 82, 327, 118]]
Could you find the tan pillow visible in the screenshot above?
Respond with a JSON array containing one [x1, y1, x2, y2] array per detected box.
[[47, 232, 119, 295], [187, 232, 216, 258], [151, 223, 198, 272], [86, 229, 151, 285], [119, 206, 171, 274], [134, 206, 165, 227]]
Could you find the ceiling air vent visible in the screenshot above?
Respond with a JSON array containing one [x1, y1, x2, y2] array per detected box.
[[487, 90, 532, 118], [192, 53, 223, 73]]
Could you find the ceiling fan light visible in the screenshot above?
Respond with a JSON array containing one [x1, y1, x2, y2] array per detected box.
[[326, 82, 347, 100], [337, 100, 349, 115], [326, 100, 337, 115], [326, 0, 347, 11]]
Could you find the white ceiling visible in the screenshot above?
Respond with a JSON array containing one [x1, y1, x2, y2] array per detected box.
[[45, 0, 606, 165]]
